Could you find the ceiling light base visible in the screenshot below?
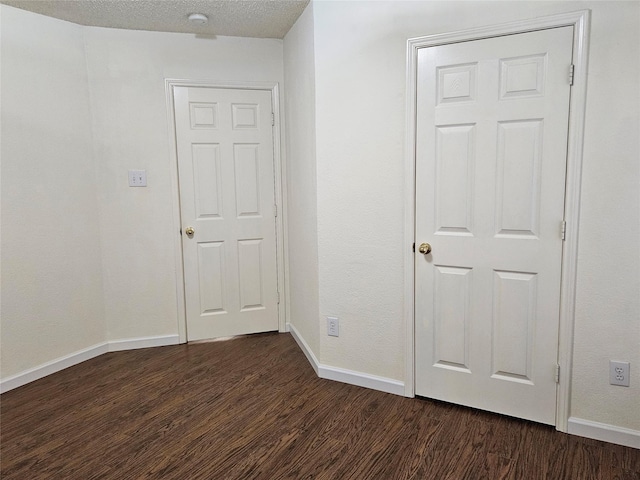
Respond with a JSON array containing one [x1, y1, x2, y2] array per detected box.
[[188, 13, 208, 25]]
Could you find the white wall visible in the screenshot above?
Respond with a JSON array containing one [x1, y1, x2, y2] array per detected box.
[[1, 6, 106, 378], [83, 28, 285, 342], [283, 5, 320, 356], [1, 6, 285, 381], [309, 0, 639, 431], [569, 3, 639, 431]]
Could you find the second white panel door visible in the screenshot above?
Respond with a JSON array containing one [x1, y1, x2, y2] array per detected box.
[[174, 86, 279, 341], [415, 27, 574, 425]]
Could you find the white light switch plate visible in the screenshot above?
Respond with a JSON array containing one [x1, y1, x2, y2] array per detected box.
[[128, 170, 147, 187], [327, 316, 339, 337]]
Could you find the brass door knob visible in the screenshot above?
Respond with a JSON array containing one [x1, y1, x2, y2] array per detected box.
[[418, 242, 432, 255], [185, 227, 195, 236]]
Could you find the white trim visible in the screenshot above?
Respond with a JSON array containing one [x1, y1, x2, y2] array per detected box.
[[164, 80, 188, 344], [270, 83, 289, 334], [319, 365, 405, 397], [404, 11, 591, 430], [403, 24, 418, 399], [289, 323, 320, 375], [107, 334, 180, 352], [289, 325, 404, 396], [278, 99, 292, 336], [0, 342, 108, 393], [408, 10, 591, 46], [568, 417, 640, 449], [555, 11, 591, 433], [165, 79, 289, 343], [0, 335, 181, 393]]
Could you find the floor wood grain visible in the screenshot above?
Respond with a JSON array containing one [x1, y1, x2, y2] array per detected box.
[[2, 333, 638, 479]]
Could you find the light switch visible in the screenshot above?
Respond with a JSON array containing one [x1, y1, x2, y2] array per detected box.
[[128, 170, 147, 187]]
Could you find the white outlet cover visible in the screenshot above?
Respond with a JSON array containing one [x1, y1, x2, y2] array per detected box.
[[327, 316, 339, 337], [128, 170, 147, 187], [609, 360, 630, 387]]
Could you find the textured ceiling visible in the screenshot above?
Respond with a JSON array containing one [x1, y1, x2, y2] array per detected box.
[[1, 0, 310, 38]]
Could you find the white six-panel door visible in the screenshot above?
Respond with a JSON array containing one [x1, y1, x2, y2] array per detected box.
[[173, 86, 279, 341], [415, 27, 573, 424]]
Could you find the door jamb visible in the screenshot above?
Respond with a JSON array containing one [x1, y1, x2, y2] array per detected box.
[[403, 10, 590, 432], [165, 79, 289, 344]]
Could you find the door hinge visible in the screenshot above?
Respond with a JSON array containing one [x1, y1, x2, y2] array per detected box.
[[272, 113, 275, 126], [555, 364, 560, 383], [561, 220, 567, 241], [277, 291, 280, 304], [274, 204, 278, 217], [569, 64, 575, 86]]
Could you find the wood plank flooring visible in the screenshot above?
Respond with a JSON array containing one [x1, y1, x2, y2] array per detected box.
[[1, 332, 638, 479]]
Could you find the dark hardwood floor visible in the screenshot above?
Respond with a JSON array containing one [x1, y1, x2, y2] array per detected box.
[[1, 332, 638, 479]]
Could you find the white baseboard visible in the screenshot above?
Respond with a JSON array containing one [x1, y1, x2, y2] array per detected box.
[[108, 334, 180, 352], [288, 327, 640, 434], [1, 335, 181, 394], [318, 364, 405, 396], [289, 323, 319, 375], [288, 323, 404, 396], [0, 342, 108, 394], [568, 417, 640, 449]]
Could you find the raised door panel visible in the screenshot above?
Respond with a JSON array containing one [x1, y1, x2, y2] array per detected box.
[[433, 266, 473, 372], [491, 270, 537, 383], [238, 239, 265, 311], [435, 125, 476, 236], [232, 103, 259, 129], [499, 54, 546, 99], [190, 102, 218, 129], [192, 144, 223, 219], [234, 144, 261, 218], [197, 242, 226, 315], [495, 120, 543, 237], [437, 63, 478, 105]]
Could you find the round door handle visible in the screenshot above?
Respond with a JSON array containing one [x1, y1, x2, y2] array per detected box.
[[185, 227, 195, 237], [418, 242, 432, 255]]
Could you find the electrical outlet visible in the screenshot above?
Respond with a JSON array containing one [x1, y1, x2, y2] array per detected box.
[[327, 316, 339, 337], [128, 169, 147, 187], [609, 361, 630, 387]]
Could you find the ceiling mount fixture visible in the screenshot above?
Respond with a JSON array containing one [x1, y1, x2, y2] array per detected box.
[[188, 13, 208, 25]]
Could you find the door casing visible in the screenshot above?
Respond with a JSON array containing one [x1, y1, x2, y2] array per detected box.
[[166, 80, 289, 344], [404, 10, 591, 432]]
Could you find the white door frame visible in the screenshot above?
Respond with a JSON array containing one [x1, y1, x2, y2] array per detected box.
[[404, 10, 590, 432], [165, 79, 289, 343]]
